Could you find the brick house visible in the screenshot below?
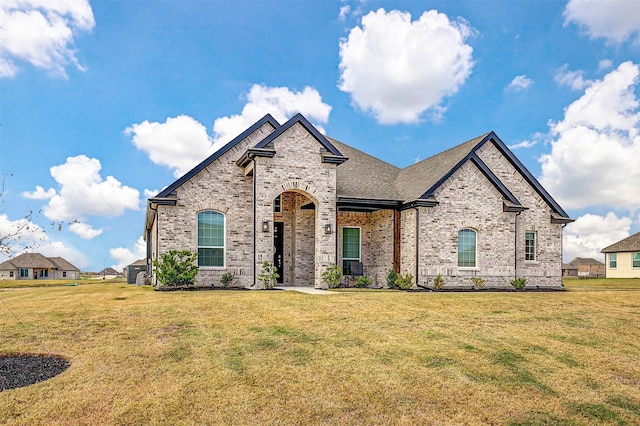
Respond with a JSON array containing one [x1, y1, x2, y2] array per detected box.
[[561, 257, 604, 278], [601, 232, 640, 278], [144, 113, 572, 289], [0, 253, 80, 280]]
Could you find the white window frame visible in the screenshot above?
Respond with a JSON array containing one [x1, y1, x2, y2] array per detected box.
[[273, 195, 281, 213], [633, 252, 640, 269], [458, 228, 478, 268], [525, 231, 536, 261], [197, 210, 226, 268], [342, 226, 361, 275], [609, 253, 617, 269]]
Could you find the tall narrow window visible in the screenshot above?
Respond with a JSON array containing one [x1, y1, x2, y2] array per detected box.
[[342, 227, 361, 275], [197, 211, 225, 267], [273, 195, 281, 213], [458, 229, 477, 268], [525, 231, 536, 261], [609, 253, 617, 269], [633, 252, 640, 268]]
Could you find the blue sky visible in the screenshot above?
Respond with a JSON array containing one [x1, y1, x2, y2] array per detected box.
[[1, 0, 639, 271]]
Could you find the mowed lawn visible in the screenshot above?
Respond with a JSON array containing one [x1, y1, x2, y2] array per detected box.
[[1, 279, 639, 425]]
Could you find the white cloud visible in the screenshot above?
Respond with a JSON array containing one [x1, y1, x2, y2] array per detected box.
[[144, 188, 159, 199], [506, 75, 533, 91], [563, 212, 632, 261], [0, 0, 95, 78], [564, 0, 640, 44], [338, 8, 474, 124], [109, 236, 146, 271], [69, 221, 102, 240], [599, 59, 613, 71], [508, 140, 537, 150], [211, 84, 332, 148], [0, 213, 88, 267], [128, 85, 332, 177], [22, 185, 56, 200], [26, 155, 140, 222], [554, 65, 592, 91], [540, 61, 640, 210], [338, 5, 351, 21]]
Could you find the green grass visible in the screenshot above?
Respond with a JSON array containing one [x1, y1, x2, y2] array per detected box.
[[0, 278, 639, 424]]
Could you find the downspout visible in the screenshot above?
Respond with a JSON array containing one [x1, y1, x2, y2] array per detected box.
[[414, 207, 420, 287], [252, 158, 257, 287], [149, 203, 159, 285], [514, 210, 521, 279]]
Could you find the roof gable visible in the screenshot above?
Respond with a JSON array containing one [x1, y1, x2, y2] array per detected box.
[[601, 231, 640, 253], [0, 253, 78, 270]]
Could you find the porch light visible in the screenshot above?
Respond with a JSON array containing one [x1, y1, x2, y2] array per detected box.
[[324, 223, 332, 234], [262, 221, 270, 233]]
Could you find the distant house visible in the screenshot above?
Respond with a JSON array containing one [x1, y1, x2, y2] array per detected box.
[[601, 232, 640, 278], [562, 257, 604, 277], [124, 259, 148, 284], [0, 253, 80, 280], [99, 267, 120, 277]]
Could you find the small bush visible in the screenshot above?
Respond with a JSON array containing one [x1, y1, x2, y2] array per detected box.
[[322, 264, 343, 289], [153, 250, 199, 287], [471, 277, 485, 290], [354, 276, 372, 288], [396, 273, 414, 290], [220, 272, 234, 288], [386, 269, 398, 289], [511, 277, 527, 291], [258, 261, 279, 289], [433, 274, 445, 291]]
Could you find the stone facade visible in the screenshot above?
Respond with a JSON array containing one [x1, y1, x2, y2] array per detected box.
[[146, 114, 569, 290]]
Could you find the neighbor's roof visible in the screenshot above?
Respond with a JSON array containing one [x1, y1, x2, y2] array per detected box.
[[568, 257, 603, 266], [601, 231, 640, 253], [0, 253, 78, 271]]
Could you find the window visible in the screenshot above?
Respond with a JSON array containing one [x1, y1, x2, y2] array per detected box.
[[20, 269, 28, 277], [525, 231, 536, 261], [633, 252, 640, 268], [197, 211, 225, 267], [609, 253, 617, 269], [63, 271, 67, 278], [342, 227, 361, 274], [39, 269, 48, 278], [9, 271, 14, 278], [273, 195, 281, 213], [458, 229, 477, 268]]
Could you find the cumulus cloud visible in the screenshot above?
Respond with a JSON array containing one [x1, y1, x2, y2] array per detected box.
[[128, 85, 332, 177], [24, 155, 140, 224], [0, 213, 88, 267], [554, 65, 592, 91], [109, 236, 146, 271], [144, 188, 160, 199], [506, 75, 533, 91], [0, 0, 95, 78], [338, 8, 474, 124], [540, 61, 640, 211], [338, 5, 351, 21], [22, 185, 56, 200], [69, 221, 102, 240], [564, 0, 640, 44], [563, 212, 632, 261]]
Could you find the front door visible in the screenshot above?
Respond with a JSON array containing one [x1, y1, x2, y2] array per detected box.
[[274, 222, 284, 283]]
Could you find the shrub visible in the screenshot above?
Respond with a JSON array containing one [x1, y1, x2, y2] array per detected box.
[[354, 276, 372, 288], [471, 277, 485, 290], [396, 273, 414, 290], [511, 277, 527, 291], [433, 274, 445, 291], [322, 264, 343, 289], [220, 272, 234, 289], [386, 269, 398, 289], [258, 261, 279, 289], [153, 250, 199, 287]]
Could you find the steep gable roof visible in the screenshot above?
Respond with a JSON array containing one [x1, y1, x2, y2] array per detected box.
[[601, 231, 640, 253]]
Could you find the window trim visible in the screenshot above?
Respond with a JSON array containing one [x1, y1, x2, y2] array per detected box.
[[525, 231, 536, 262], [20, 268, 29, 278], [609, 253, 617, 269], [342, 226, 361, 275], [458, 228, 478, 268], [197, 210, 226, 268], [633, 252, 640, 269]]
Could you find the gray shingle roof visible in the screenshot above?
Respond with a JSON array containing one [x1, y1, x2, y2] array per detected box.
[[0, 253, 78, 271], [601, 232, 640, 253], [48, 257, 80, 271], [568, 257, 603, 266]]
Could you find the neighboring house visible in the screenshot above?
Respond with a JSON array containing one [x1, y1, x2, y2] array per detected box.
[[601, 232, 640, 278], [144, 113, 572, 289], [124, 259, 148, 284], [0, 253, 80, 280], [99, 267, 120, 276], [562, 257, 604, 278]]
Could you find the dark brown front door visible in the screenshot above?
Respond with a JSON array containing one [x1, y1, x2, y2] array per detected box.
[[274, 222, 284, 283]]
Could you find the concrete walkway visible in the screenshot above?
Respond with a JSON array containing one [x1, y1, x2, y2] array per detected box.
[[275, 286, 338, 295]]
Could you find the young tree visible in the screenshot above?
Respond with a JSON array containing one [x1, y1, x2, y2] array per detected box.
[[152, 250, 199, 287]]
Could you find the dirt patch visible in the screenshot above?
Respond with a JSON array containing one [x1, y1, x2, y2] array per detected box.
[[0, 354, 69, 391]]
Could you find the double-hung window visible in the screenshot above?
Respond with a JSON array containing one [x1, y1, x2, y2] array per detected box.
[[20, 268, 28, 277], [342, 227, 361, 275], [458, 229, 477, 268], [609, 253, 617, 269], [525, 231, 536, 261], [197, 211, 225, 267], [633, 252, 640, 268]]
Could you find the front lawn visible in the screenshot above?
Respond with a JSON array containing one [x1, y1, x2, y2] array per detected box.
[[1, 279, 639, 424]]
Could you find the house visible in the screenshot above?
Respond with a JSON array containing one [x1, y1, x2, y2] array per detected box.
[[601, 232, 640, 278], [124, 259, 148, 284], [99, 267, 120, 277], [0, 253, 80, 280], [562, 257, 604, 278], [144, 113, 572, 289]]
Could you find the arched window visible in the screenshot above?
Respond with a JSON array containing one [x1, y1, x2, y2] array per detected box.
[[458, 229, 477, 268], [197, 211, 225, 267]]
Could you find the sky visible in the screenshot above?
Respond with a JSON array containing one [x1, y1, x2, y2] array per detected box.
[[1, 0, 639, 272]]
